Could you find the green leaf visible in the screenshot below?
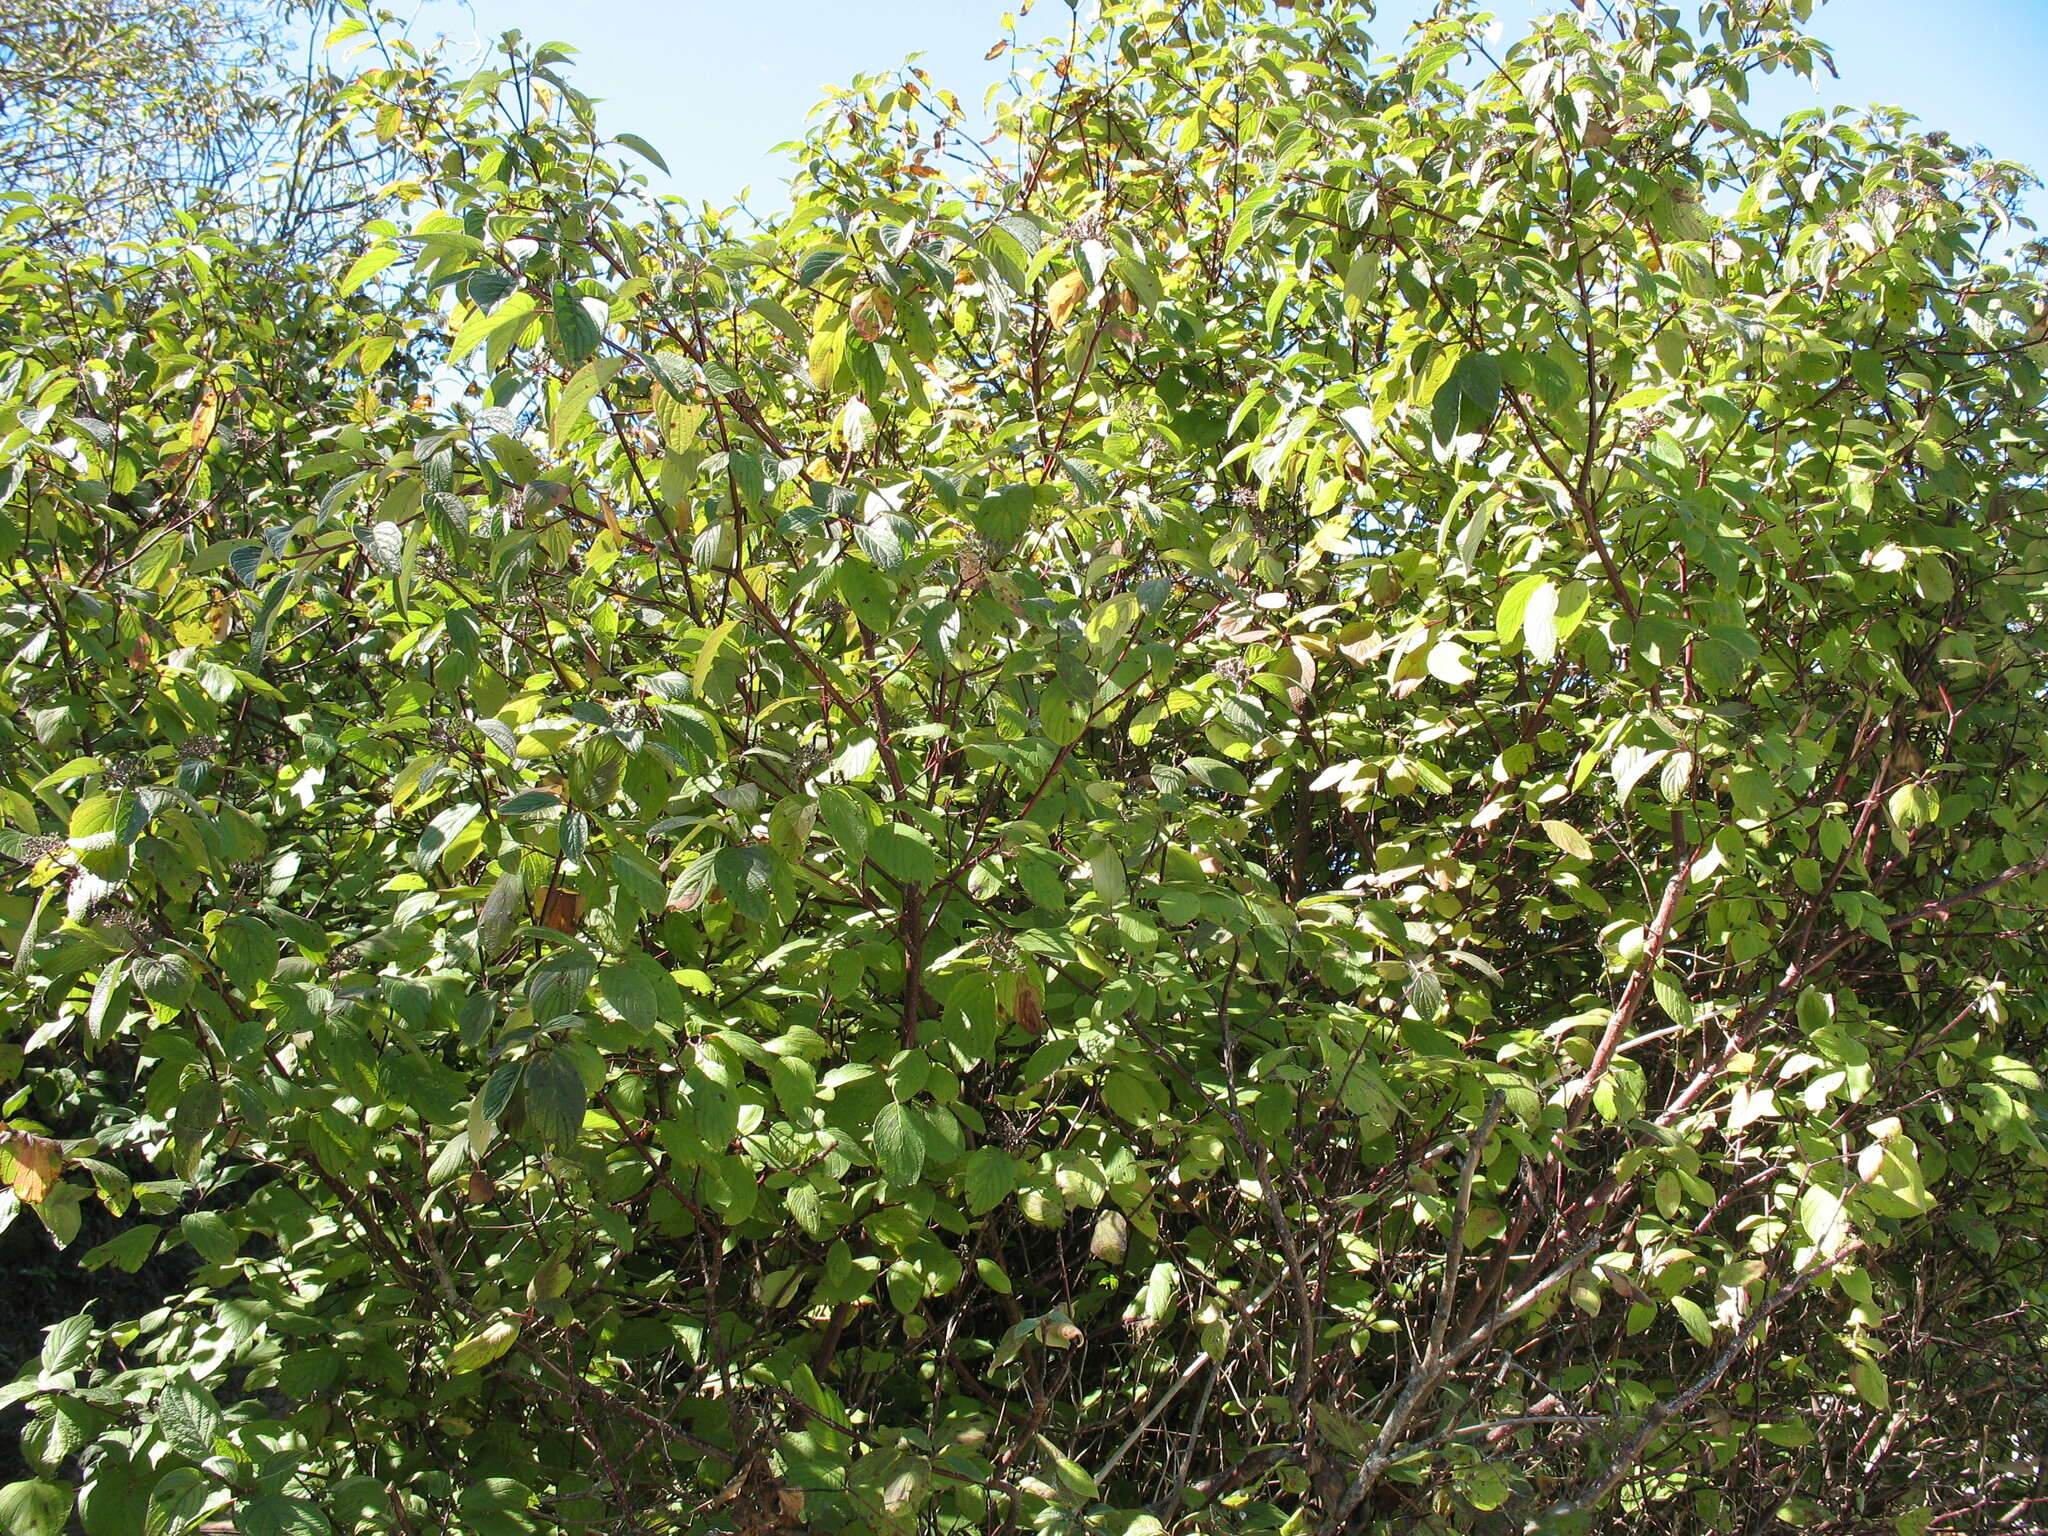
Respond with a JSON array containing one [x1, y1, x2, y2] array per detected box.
[[599, 961, 658, 1032], [212, 914, 277, 994], [552, 356, 626, 448], [1034, 1436, 1099, 1502], [1088, 844, 1127, 905], [974, 484, 1035, 545], [155, 1378, 222, 1459], [816, 784, 875, 865], [181, 1210, 239, 1263], [1610, 743, 1665, 804], [79, 1225, 156, 1273], [1850, 1357, 1890, 1411], [38, 1312, 94, 1376], [1651, 969, 1695, 1028], [871, 1101, 926, 1186], [1458, 1464, 1513, 1513], [237, 1494, 335, 1536], [1797, 987, 1832, 1034], [551, 284, 602, 365], [713, 844, 775, 920], [975, 1257, 1013, 1294], [477, 866, 526, 956], [84, 959, 129, 1048], [1431, 351, 1502, 444], [415, 802, 480, 872], [496, 790, 560, 816], [961, 1148, 1018, 1215], [450, 291, 534, 362], [614, 132, 669, 172], [521, 1052, 587, 1147], [1085, 592, 1141, 654], [1553, 579, 1592, 642], [11, 887, 53, 976], [868, 823, 936, 886], [691, 618, 741, 703], [1887, 782, 1938, 832], [1495, 574, 1547, 646], [0, 1480, 69, 1536], [67, 793, 119, 846], [1670, 1294, 1715, 1347], [480, 1062, 522, 1126], [339, 245, 401, 296], [855, 514, 907, 570]]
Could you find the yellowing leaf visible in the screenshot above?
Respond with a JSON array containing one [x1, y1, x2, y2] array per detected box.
[[1858, 1136, 1935, 1214], [1, 1131, 64, 1203], [1798, 1186, 1853, 1256], [1540, 819, 1594, 860], [807, 317, 847, 391], [1046, 270, 1088, 328], [849, 286, 895, 341], [1458, 1464, 1513, 1513], [1090, 1210, 1129, 1264], [184, 384, 222, 453], [447, 1315, 520, 1374], [1887, 781, 1938, 832]]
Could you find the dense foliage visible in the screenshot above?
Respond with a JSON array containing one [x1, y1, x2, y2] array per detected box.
[[3, 1, 2047, 1532]]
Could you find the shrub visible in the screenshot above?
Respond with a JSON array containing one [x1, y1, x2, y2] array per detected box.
[[2, 2, 2046, 1532]]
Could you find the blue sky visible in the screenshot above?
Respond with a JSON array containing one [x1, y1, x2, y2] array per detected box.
[[439, 0, 2045, 224]]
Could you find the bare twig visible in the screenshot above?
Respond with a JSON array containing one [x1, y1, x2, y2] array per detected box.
[[1529, 1240, 1865, 1526]]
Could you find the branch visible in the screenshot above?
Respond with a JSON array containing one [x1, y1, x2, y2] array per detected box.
[[1322, 1108, 1588, 1535], [1425, 1092, 1507, 1372], [1093, 1277, 1283, 1485], [1528, 1240, 1864, 1527], [1885, 853, 2048, 931], [1578, 847, 1696, 1102]]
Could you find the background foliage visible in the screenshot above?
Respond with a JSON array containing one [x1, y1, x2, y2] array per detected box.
[[3, 1, 2047, 1532]]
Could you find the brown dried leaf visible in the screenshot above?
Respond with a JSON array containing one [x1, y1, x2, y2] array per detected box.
[[539, 888, 585, 934], [1003, 978, 1044, 1036]]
